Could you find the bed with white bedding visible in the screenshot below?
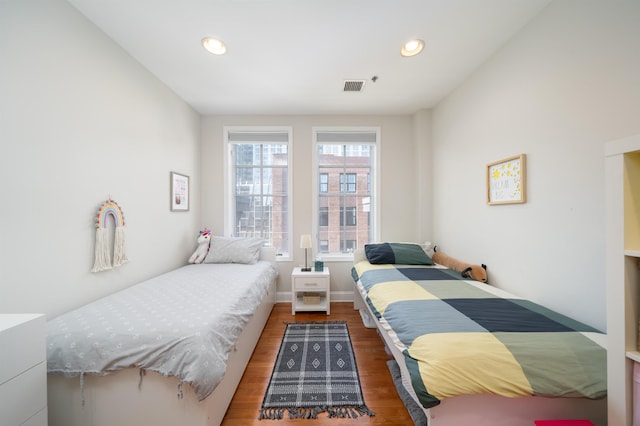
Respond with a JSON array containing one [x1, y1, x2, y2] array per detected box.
[[47, 246, 278, 426], [351, 244, 607, 426]]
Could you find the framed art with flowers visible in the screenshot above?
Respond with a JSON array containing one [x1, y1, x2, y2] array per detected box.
[[486, 154, 526, 205]]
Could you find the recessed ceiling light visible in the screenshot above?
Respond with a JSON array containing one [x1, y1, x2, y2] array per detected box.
[[202, 37, 227, 55], [401, 39, 424, 57]]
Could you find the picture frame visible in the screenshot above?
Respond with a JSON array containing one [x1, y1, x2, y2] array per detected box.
[[486, 154, 526, 205], [170, 171, 190, 211]]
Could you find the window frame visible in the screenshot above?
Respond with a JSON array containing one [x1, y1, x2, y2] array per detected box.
[[312, 127, 380, 262], [224, 126, 293, 260]]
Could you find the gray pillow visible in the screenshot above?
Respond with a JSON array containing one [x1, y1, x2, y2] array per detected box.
[[203, 236, 264, 264]]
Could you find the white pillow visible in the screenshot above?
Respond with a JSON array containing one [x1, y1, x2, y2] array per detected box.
[[203, 236, 264, 264]]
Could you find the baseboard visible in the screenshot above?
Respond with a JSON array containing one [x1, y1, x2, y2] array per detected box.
[[276, 291, 353, 303]]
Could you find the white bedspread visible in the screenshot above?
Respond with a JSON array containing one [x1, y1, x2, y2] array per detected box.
[[46, 262, 278, 401]]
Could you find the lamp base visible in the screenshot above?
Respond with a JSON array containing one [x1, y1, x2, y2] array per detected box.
[[301, 267, 312, 272]]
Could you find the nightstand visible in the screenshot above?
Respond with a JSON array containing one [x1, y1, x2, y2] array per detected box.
[[292, 267, 330, 315]]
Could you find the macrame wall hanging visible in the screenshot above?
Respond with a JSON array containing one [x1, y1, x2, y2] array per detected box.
[[91, 198, 129, 273]]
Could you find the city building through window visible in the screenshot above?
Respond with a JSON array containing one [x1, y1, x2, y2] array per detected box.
[[314, 128, 378, 257], [225, 128, 291, 257]]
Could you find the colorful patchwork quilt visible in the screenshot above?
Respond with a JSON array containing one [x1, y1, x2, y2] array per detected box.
[[351, 261, 607, 409]]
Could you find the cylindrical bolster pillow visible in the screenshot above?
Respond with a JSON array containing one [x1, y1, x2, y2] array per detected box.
[[432, 251, 487, 283]]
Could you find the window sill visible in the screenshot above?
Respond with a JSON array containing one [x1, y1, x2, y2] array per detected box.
[[318, 254, 355, 263]]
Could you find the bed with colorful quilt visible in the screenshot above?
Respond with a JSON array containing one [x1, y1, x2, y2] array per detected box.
[[351, 243, 607, 426]]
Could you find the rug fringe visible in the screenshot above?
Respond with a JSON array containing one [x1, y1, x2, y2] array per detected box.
[[287, 406, 325, 419], [283, 320, 347, 325], [258, 408, 285, 420], [327, 405, 375, 419], [259, 405, 374, 420]]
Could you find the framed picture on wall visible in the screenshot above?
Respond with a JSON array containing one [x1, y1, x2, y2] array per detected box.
[[486, 154, 526, 205], [170, 171, 190, 211]]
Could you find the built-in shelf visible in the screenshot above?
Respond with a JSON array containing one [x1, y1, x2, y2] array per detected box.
[[606, 133, 640, 425], [626, 351, 640, 363], [294, 295, 329, 312]]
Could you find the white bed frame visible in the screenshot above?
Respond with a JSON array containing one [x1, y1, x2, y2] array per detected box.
[[48, 249, 277, 426], [352, 250, 607, 426]]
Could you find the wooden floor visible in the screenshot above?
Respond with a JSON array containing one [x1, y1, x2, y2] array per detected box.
[[221, 302, 414, 425]]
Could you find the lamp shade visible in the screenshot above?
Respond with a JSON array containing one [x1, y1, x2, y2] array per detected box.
[[300, 234, 312, 249]]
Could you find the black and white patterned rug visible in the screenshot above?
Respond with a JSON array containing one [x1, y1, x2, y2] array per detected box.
[[259, 321, 374, 420]]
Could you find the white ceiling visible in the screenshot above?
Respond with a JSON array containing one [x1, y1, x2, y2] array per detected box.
[[66, 0, 551, 116]]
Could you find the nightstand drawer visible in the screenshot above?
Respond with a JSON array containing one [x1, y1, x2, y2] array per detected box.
[[293, 277, 329, 291]]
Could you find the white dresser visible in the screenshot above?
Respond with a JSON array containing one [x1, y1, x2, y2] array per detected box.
[[0, 314, 47, 426]]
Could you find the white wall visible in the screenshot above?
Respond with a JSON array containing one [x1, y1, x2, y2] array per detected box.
[[413, 109, 434, 242], [200, 115, 420, 293], [0, 0, 201, 318], [430, 0, 640, 331]]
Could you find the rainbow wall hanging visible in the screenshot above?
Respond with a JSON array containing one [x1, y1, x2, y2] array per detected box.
[[91, 198, 129, 272]]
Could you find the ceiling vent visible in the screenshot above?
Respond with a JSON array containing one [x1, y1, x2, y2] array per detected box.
[[343, 80, 366, 92]]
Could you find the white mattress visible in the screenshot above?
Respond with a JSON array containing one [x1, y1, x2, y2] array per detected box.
[[47, 261, 278, 401]]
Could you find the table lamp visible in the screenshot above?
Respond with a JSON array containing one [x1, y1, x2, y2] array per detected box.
[[300, 234, 312, 271]]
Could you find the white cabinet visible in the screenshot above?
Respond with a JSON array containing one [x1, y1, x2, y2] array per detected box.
[[292, 267, 330, 315], [0, 314, 47, 426], [605, 134, 640, 426]]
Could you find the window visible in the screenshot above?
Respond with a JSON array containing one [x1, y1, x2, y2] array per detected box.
[[319, 207, 329, 227], [340, 173, 357, 193], [319, 173, 328, 193], [340, 207, 356, 226], [225, 128, 292, 258], [314, 128, 378, 258]]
